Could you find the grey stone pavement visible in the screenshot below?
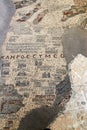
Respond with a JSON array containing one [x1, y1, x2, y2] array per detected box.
[[0, 0, 15, 51]]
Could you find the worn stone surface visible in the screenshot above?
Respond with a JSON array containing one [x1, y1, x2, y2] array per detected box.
[[69, 54, 87, 94], [0, 0, 87, 130], [0, 0, 15, 47], [50, 54, 87, 130], [62, 27, 87, 64], [73, 0, 87, 6]]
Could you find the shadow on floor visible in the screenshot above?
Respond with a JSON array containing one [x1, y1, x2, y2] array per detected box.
[[17, 75, 71, 130]]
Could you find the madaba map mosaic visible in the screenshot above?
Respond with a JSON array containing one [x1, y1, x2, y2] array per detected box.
[[0, 0, 87, 130]]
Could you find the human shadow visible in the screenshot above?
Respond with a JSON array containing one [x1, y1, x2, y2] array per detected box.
[[17, 75, 71, 130]]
